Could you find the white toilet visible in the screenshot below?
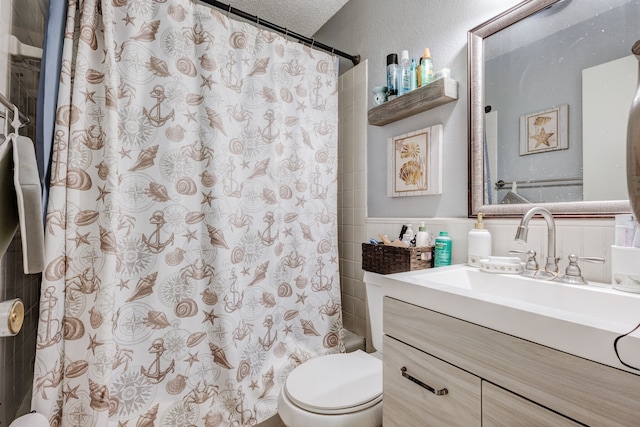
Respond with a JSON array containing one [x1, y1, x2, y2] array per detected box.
[[277, 278, 384, 427]]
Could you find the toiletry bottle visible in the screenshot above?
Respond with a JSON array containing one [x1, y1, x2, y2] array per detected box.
[[401, 224, 414, 246], [386, 53, 398, 100], [420, 48, 434, 86], [434, 231, 452, 267], [410, 58, 418, 91], [415, 222, 431, 247], [398, 50, 411, 96], [467, 213, 491, 267]]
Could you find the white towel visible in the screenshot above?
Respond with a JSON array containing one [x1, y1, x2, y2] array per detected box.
[[12, 134, 45, 274]]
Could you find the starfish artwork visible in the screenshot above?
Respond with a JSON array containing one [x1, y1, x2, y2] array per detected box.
[[530, 127, 554, 149]]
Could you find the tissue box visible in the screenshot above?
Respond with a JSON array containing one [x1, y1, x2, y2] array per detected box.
[[362, 243, 433, 274], [611, 245, 640, 293]]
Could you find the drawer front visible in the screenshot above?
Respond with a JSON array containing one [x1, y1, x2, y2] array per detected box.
[[482, 381, 581, 427], [383, 335, 481, 427]]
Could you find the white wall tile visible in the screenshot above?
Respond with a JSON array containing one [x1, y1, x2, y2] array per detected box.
[[338, 60, 368, 342]]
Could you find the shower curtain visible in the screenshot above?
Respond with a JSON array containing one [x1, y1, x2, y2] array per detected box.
[[33, 1, 343, 425]]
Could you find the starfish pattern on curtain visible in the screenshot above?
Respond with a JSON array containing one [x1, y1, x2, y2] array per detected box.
[[33, 0, 343, 425]]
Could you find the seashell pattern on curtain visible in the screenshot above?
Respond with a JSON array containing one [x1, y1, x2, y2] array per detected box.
[[32, 0, 343, 425]]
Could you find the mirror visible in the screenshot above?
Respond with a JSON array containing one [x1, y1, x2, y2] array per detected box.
[[468, 0, 636, 217]]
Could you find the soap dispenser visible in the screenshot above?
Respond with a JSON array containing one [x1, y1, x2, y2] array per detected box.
[[468, 213, 491, 267]]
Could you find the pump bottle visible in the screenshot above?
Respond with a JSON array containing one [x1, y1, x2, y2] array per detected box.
[[467, 213, 492, 267]]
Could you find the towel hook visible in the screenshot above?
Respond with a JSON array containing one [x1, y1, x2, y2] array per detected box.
[[11, 105, 21, 134]]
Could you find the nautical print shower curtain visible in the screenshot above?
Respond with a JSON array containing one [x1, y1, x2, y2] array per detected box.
[[32, 0, 343, 425]]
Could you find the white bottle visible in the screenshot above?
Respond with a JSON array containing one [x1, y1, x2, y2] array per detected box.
[[467, 213, 492, 267], [401, 224, 414, 246], [415, 222, 431, 247]]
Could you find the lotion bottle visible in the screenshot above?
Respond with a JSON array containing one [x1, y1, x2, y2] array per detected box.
[[434, 231, 452, 267], [467, 213, 491, 267], [415, 222, 431, 247], [401, 224, 414, 246], [420, 48, 434, 86]]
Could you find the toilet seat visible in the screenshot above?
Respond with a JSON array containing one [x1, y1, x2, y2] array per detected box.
[[283, 350, 382, 415]]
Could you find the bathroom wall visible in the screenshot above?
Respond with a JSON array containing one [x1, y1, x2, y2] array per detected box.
[[315, 0, 623, 352], [338, 60, 369, 342], [315, 0, 522, 219], [0, 0, 44, 424]]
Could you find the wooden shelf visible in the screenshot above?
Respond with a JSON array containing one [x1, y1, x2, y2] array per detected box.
[[367, 77, 458, 126]]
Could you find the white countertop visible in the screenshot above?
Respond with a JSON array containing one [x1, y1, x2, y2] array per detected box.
[[366, 264, 640, 374]]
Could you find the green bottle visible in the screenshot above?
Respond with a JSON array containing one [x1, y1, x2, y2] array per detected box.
[[434, 231, 452, 267]]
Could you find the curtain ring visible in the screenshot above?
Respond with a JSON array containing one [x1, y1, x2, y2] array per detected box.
[[310, 38, 315, 49], [284, 27, 289, 42], [256, 17, 260, 30], [227, 4, 231, 18]]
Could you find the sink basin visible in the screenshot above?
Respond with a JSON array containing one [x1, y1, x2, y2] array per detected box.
[[365, 264, 640, 373], [403, 265, 640, 327]]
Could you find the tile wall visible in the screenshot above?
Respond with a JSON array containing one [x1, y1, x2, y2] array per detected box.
[[338, 61, 369, 345], [0, 0, 44, 425]]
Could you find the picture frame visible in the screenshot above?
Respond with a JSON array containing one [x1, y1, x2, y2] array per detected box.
[[519, 104, 568, 155], [387, 124, 443, 197]]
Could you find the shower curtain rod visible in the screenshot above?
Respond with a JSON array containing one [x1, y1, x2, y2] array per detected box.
[[0, 91, 30, 125], [197, 0, 361, 65]]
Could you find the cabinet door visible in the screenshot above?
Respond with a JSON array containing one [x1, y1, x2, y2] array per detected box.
[[383, 335, 481, 427], [482, 381, 581, 427]]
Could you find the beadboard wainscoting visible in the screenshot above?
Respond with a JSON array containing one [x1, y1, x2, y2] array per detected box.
[[365, 217, 615, 283]]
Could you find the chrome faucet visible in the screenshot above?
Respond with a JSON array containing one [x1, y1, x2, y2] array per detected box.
[[514, 207, 559, 280]]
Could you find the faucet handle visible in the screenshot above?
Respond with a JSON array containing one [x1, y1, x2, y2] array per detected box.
[[568, 254, 605, 264], [509, 249, 539, 277], [556, 254, 605, 285]]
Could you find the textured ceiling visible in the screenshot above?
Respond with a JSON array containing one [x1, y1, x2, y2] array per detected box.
[[223, 0, 349, 37]]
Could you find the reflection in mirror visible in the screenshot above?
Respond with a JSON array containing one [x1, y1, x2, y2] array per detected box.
[[468, 0, 635, 217]]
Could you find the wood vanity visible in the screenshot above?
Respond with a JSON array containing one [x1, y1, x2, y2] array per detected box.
[[383, 296, 640, 426]]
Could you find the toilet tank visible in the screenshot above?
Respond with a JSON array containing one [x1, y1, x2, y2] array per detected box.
[[364, 277, 383, 353]]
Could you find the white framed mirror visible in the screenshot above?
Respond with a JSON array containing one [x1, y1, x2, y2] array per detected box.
[[468, 0, 636, 217]]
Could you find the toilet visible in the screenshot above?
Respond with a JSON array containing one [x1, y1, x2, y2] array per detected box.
[[277, 277, 384, 427]]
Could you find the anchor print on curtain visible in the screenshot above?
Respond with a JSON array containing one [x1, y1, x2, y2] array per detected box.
[[32, 0, 343, 425]]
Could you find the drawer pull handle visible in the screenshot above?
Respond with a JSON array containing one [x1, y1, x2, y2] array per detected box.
[[401, 367, 448, 396]]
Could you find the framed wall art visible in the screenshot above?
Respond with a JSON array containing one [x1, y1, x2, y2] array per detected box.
[[387, 124, 443, 197], [519, 104, 568, 155]]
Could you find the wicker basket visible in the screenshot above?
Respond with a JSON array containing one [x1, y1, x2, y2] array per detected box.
[[361, 243, 434, 274]]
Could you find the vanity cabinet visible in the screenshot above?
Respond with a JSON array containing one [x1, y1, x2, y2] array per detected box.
[[383, 296, 640, 426]]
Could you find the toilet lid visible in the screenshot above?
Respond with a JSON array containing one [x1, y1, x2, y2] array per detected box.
[[284, 350, 383, 415]]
